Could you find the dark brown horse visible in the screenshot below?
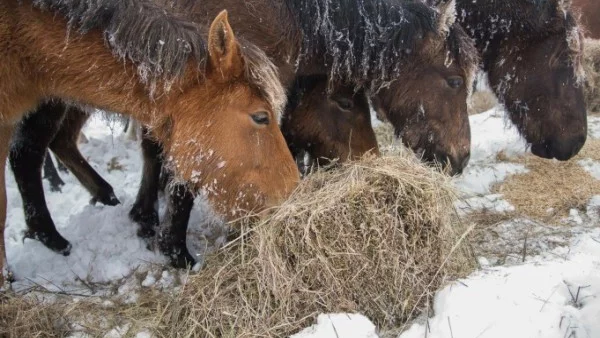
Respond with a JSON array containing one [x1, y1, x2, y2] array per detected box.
[[454, 0, 588, 160], [573, 0, 600, 39], [0, 2, 299, 285]]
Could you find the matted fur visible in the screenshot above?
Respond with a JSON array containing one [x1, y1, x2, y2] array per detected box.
[[281, 0, 477, 91]]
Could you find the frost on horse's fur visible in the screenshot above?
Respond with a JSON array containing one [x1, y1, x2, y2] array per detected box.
[[283, 0, 476, 91], [33, 0, 207, 91]]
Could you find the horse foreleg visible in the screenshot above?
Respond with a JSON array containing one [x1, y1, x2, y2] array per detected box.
[[159, 182, 195, 269], [9, 101, 71, 255], [43, 152, 65, 192], [129, 128, 162, 238], [50, 106, 119, 206], [0, 124, 13, 288]]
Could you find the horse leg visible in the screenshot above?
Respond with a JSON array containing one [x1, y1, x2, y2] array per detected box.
[[9, 101, 72, 255], [129, 129, 162, 238], [43, 153, 65, 192], [159, 182, 195, 268], [0, 124, 14, 287], [49, 106, 120, 206]]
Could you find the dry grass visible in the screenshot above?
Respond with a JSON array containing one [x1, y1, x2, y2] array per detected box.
[[468, 90, 498, 115], [584, 38, 600, 113], [0, 294, 70, 337], [374, 122, 396, 148], [492, 139, 600, 222], [1, 154, 476, 337]]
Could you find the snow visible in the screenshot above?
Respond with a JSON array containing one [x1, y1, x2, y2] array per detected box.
[[467, 108, 527, 163], [579, 158, 600, 180], [455, 193, 515, 215], [455, 163, 528, 196], [291, 314, 378, 338], [400, 228, 600, 338]]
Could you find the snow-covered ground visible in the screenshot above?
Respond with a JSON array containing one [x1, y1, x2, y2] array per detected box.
[[4, 108, 600, 337]]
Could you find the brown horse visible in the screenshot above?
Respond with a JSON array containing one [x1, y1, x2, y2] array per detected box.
[[282, 75, 379, 170], [165, 0, 478, 175], [0, 2, 299, 285], [455, 0, 587, 160], [573, 0, 600, 39]]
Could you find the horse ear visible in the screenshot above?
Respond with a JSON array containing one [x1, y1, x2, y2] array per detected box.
[[436, 0, 457, 35], [208, 10, 244, 79]]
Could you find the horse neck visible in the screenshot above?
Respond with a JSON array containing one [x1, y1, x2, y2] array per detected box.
[[16, 4, 178, 126]]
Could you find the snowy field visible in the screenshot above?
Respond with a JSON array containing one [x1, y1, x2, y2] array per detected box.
[[4, 108, 600, 337]]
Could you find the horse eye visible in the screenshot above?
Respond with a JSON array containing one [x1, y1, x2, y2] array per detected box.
[[334, 97, 354, 111], [251, 112, 270, 125], [446, 76, 464, 89]]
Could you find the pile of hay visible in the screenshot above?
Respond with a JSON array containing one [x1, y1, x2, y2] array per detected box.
[[145, 154, 475, 336], [492, 139, 600, 222], [584, 38, 600, 113], [0, 295, 70, 337]]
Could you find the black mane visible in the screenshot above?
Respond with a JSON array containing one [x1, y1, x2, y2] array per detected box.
[[281, 0, 462, 89]]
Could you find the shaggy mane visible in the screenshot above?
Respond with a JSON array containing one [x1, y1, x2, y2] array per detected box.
[[281, 0, 475, 90], [33, 0, 206, 89], [32, 0, 286, 113], [456, 0, 584, 82]]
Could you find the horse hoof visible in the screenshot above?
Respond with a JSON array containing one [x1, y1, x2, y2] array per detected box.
[[129, 208, 159, 233], [90, 191, 120, 206], [157, 235, 195, 269], [24, 230, 72, 256], [166, 249, 196, 269], [137, 227, 156, 239]]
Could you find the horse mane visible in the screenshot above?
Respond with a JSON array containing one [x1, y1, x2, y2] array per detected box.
[[457, 0, 584, 82], [33, 0, 206, 88], [31, 0, 286, 113], [458, 0, 578, 40], [280, 0, 473, 90]]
